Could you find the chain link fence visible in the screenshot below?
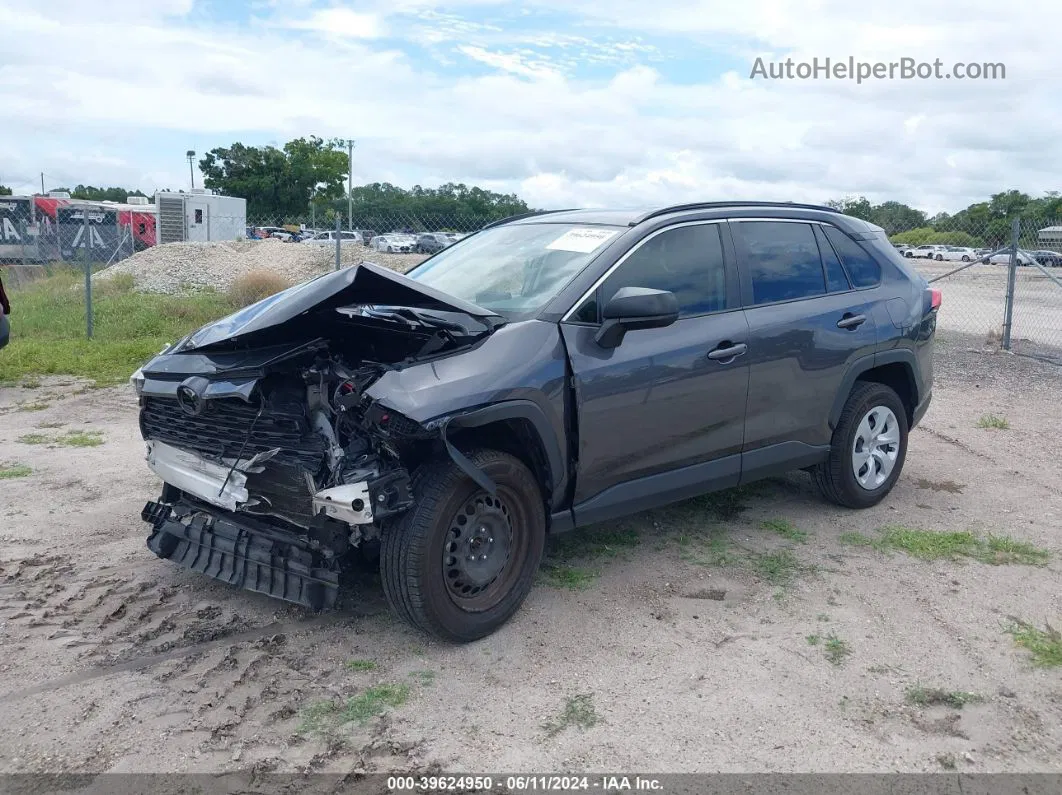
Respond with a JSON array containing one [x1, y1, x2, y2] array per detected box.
[[3, 199, 1061, 361], [892, 216, 1062, 363]]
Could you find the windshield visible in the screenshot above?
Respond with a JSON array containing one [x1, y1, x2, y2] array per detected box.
[[405, 223, 622, 317]]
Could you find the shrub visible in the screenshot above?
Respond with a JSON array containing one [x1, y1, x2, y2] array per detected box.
[[227, 270, 291, 307]]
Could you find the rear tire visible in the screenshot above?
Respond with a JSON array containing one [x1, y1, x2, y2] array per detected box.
[[812, 382, 909, 509], [380, 449, 546, 642]]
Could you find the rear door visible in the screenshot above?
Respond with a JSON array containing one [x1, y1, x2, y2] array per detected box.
[[561, 220, 750, 523], [731, 219, 878, 480]]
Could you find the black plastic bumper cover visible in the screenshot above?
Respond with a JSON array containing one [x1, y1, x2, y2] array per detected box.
[[143, 500, 339, 610]]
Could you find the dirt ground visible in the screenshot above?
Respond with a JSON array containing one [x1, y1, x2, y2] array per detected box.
[[1, 331, 1061, 777]]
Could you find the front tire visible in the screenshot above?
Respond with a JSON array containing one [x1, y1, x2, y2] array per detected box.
[[812, 382, 909, 509], [380, 449, 546, 642]]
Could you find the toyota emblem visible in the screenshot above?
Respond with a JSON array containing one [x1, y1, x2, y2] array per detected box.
[[176, 383, 204, 416]]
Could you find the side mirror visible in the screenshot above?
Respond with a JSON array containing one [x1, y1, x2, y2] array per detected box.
[[594, 287, 679, 348]]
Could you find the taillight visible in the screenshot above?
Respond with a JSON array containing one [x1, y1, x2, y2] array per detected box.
[[928, 287, 942, 311]]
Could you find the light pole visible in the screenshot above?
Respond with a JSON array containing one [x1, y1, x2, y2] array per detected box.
[[344, 139, 355, 231], [186, 150, 196, 190]]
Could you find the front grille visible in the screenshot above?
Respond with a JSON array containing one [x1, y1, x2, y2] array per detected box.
[[140, 396, 326, 471], [141, 395, 330, 528]]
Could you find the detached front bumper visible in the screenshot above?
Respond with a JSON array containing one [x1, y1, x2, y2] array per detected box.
[[143, 496, 342, 610]]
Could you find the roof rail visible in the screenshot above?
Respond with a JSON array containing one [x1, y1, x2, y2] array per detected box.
[[480, 208, 579, 230], [628, 201, 841, 227]]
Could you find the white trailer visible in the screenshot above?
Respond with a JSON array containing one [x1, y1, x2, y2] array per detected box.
[[155, 189, 247, 244]]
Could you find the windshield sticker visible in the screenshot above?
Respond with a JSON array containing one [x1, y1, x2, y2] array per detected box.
[[546, 228, 618, 253]]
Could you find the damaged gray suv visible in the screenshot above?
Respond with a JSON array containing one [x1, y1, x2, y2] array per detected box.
[[134, 202, 939, 641]]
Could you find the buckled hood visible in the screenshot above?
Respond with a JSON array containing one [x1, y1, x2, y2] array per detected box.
[[172, 261, 502, 352]]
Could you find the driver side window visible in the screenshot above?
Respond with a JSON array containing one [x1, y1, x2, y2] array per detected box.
[[571, 223, 727, 323]]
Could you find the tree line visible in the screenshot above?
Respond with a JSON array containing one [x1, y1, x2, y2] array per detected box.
[[10, 133, 1061, 243], [828, 191, 1062, 247], [198, 136, 529, 230]]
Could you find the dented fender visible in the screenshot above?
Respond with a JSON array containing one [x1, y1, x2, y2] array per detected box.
[[363, 319, 571, 509]]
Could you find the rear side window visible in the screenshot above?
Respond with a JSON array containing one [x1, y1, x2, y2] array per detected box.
[[734, 221, 824, 305], [825, 227, 882, 287], [572, 223, 727, 322], [813, 225, 851, 292]]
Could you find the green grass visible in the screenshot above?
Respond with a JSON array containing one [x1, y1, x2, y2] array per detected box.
[[823, 634, 852, 666], [295, 699, 340, 735], [295, 683, 412, 735], [976, 414, 1010, 430], [14, 430, 104, 448], [541, 564, 598, 590], [678, 531, 735, 567], [548, 525, 640, 562], [57, 430, 104, 448], [0, 270, 237, 384], [341, 683, 411, 724], [751, 549, 803, 585], [841, 525, 1049, 566], [0, 463, 33, 479], [761, 519, 808, 543], [542, 693, 599, 738], [839, 531, 875, 547], [408, 669, 436, 686], [1006, 621, 1062, 668], [16, 401, 50, 412], [679, 483, 773, 521], [806, 634, 821, 646], [344, 659, 377, 672], [905, 686, 984, 709]]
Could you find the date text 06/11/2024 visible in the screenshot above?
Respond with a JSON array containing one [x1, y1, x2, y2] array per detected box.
[[386, 775, 665, 792]]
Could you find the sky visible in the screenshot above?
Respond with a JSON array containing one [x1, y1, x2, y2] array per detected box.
[[1, 0, 1059, 215]]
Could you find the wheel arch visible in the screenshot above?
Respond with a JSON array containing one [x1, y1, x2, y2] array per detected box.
[[830, 352, 921, 430], [435, 400, 568, 513]]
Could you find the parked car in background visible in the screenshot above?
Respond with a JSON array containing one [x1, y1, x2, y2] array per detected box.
[[371, 234, 416, 253], [938, 246, 977, 262], [906, 244, 947, 259], [415, 233, 454, 254], [302, 230, 363, 246], [982, 249, 1038, 266], [1032, 250, 1062, 266], [257, 226, 295, 242]]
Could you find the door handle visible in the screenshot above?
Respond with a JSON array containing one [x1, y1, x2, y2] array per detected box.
[[707, 342, 748, 361], [837, 313, 867, 330]]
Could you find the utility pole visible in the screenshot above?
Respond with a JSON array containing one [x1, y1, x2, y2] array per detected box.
[[345, 139, 355, 232], [186, 150, 196, 190], [40, 172, 45, 194]]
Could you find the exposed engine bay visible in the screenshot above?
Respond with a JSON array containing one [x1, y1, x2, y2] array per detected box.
[[136, 263, 506, 610]]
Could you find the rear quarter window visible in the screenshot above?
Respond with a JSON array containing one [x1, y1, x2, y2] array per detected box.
[[823, 226, 882, 288]]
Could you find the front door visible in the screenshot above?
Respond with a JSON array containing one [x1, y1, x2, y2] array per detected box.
[[561, 220, 751, 525]]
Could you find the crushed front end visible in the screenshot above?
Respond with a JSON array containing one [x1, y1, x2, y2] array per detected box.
[[133, 264, 502, 610]]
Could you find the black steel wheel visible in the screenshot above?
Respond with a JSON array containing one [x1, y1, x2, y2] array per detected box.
[[380, 449, 545, 642]]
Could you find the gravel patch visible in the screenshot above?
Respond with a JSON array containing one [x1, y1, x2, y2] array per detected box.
[[94, 239, 427, 294]]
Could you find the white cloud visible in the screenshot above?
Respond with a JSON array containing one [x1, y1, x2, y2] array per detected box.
[[0, 0, 1059, 217], [456, 45, 562, 79], [288, 7, 387, 38]]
